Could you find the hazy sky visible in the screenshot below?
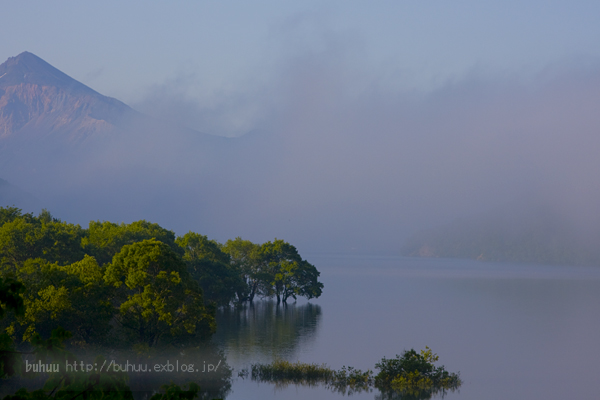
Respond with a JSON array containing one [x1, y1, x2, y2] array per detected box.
[[4, 1, 600, 254], [3, 1, 600, 136]]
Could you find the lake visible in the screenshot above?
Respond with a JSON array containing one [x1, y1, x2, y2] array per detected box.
[[213, 255, 600, 399]]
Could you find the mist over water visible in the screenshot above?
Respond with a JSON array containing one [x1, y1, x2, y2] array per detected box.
[[4, 38, 600, 257]]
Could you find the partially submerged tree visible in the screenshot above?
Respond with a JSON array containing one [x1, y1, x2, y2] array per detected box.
[[177, 232, 244, 306], [221, 238, 323, 303], [259, 240, 323, 303], [374, 347, 461, 398], [221, 237, 262, 302]]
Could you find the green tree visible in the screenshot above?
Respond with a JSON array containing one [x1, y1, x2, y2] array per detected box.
[[0, 206, 25, 227], [7, 256, 113, 344], [104, 239, 215, 346], [82, 220, 180, 266], [288, 260, 324, 300], [374, 347, 461, 397], [0, 211, 84, 272], [258, 240, 323, 303], [221, 237, 262, 303], [176, 232, 244, 306]]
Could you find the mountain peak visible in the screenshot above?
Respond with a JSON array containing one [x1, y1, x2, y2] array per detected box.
[[0, 52, 136, 142], [0, 51, 95, 95]]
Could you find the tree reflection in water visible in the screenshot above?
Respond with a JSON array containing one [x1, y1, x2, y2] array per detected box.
[[0, 343, 232, 400], [124, 344, 232, 400], [0, 301, 321, 400], [212, 301, 322, 362]]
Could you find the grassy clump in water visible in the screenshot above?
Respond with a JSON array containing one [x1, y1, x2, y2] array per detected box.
[[247, 360, 373, 394], [245, 347, 461, 399], [330, 365, 374, 394], [251, 360, 334, 383]]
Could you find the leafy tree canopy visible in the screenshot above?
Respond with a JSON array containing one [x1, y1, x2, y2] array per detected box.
[[222, 237, 262, 302], [104, 239, 215, 346], [8, 256, 113, 344], [0, 206, 27, 227], [82, 220, 180, 266], [177, 232, 244, 307], [259, 239, 323, 303], [374, 347, 461, 397], [0, 210, 84, 271]]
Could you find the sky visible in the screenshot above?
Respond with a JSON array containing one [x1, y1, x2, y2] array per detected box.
[[3, 1, 600, 255], [3, 1, 600, 136]]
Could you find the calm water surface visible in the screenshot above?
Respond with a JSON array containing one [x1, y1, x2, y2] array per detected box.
[[213, 256, 600, 400]]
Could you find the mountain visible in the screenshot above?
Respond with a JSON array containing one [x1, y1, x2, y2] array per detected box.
[[0, 52, 138, 147]]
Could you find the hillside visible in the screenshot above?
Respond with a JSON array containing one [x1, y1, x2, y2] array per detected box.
[[402, 206, 600, 266]]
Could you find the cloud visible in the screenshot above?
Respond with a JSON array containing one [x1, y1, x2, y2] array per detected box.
[[12, 15, 600, 256], [212, 47, 600, 253], [130, 65, 274, 138]]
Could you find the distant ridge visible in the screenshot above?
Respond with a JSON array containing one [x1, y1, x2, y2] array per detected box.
[[402, 204, 600, 267]]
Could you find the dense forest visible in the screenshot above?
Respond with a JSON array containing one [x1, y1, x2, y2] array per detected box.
[[0, 206, 323, 348]]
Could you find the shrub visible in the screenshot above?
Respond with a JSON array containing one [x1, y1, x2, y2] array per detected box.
[[374, 347, 461, 397]]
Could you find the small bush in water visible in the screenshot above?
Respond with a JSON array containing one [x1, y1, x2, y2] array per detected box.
[[375, 347, 461, 397]]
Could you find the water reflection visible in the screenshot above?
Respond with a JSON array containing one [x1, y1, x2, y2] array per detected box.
[[374, 387, 459, 400], [123, 345, 232, 399], [0, 344, 232, 400], [0, 302, 320, 400], [212, 301, 322, 363]]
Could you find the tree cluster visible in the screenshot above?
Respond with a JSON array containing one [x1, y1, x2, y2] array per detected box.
[[0, 207, 323, 348]]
